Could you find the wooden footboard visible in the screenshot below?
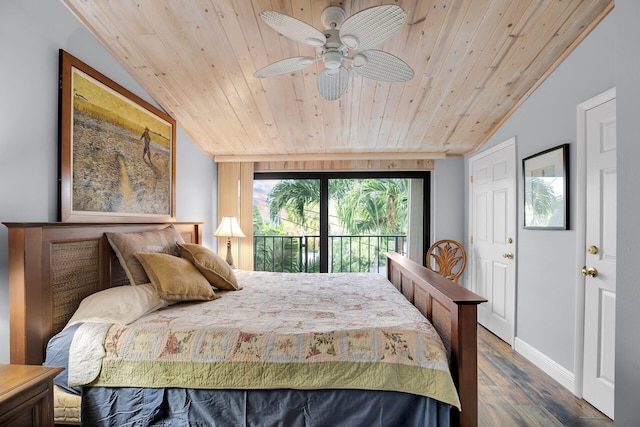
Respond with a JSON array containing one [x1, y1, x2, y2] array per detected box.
[[386, 252, 486, 427]]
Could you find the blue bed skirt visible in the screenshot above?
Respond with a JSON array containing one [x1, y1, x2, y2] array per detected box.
[[81, 386, 451, 426]]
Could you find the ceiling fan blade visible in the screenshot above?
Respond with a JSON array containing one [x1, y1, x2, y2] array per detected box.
[[352, 50, 414, 82], [317, 67, 349, 101], [339, 5, 406, 51], [254, 56, 316, 78], [259, 11, 326, 46]]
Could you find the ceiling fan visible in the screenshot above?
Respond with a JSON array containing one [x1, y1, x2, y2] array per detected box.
[[254, 5, 414, 101]]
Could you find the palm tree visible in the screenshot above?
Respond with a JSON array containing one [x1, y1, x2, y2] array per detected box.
[[337, 179, 408, 235], [267, 180, 318, 234], [266, 179, 353, 234]]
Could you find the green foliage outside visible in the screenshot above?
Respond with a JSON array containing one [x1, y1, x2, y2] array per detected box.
[[254, 179, 409, 272], [253, 206, 320, 273]]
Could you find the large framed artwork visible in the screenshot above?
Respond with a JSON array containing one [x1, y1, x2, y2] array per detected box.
[[58, 50, 176, 222], [523, 143, 570, 230]]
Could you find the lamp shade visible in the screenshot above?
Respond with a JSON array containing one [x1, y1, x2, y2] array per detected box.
[[214, 216, 246, 238]]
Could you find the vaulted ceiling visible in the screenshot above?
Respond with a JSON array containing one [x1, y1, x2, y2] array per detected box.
[[62, 0, 612, 162]]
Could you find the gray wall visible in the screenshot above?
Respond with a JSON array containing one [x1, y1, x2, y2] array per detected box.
[[0, 0, 216, 364], [432, 156, 465, 245], [614, 1, 640, 425]]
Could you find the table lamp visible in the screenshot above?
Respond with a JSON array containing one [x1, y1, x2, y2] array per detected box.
[[214, 216, 245, 267]]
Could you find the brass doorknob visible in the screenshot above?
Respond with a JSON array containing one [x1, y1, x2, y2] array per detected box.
[[581, 266, 598, 277], [502, 253, 513, 259]]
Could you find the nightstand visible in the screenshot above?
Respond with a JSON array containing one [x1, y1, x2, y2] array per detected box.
[[0, 364, 63, 427]]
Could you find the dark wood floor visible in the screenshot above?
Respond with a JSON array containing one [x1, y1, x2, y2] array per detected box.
[[477, 325, 613, 427]]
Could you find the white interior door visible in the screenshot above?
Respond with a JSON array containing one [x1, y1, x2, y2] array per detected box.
[[582, 96, 616, 419], [469, 138, 517, 345]]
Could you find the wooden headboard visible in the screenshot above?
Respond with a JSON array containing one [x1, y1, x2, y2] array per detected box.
[[4, 222, 203, 366]]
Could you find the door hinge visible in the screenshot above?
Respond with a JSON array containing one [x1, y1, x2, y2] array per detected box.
[[469, 235, 473, 244], [470, 175, 474, 184]]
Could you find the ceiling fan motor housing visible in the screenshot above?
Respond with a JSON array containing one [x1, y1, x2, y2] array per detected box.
[[323, 28, 343, 49], [321, 28, 348, 70]]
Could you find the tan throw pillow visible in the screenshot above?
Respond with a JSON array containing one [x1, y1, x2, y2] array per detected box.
[[178, 243, 242, 291], [134, 252, 218, 302], [106, 225, 185, 285]]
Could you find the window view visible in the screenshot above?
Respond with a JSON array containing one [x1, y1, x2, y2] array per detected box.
[[253, 175, 422, 273], [253, 179, 321, 272]]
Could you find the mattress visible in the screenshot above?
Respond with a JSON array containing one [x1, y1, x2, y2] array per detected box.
[[53, 385, 81, 425]]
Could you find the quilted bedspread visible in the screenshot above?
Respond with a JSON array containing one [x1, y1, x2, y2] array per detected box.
[[69, 271, 460, 409]]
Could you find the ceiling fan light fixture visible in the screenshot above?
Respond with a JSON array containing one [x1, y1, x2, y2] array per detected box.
[[341, 34, 359, 50], [324, 51, 343, 70]]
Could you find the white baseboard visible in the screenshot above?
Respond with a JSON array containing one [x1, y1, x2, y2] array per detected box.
[[514, 337, 575, 393]]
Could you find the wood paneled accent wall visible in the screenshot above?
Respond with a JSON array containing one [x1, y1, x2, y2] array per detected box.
[[217, 162, 254, 270]]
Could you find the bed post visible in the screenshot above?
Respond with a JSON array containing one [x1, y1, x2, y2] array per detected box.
[[386, 252, 486, 427]]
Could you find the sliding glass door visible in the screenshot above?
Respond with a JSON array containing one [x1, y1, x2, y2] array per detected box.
[[253, 172, 429, 273]]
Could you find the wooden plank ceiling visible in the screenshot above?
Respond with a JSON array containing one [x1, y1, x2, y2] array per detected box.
[[62, 0, 612, 162]]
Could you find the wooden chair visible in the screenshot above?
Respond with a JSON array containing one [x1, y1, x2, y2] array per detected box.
[[426, 239, 467, 284]]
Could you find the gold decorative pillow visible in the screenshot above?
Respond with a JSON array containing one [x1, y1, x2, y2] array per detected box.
[[134, 252, 218, 302], [106, 225, 185, 285], [178, 243, 242, 291]]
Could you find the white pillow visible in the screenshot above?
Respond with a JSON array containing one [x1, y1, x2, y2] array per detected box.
[[65, 284, 168, 328]]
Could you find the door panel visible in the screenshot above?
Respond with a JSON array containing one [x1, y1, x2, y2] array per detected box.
[[476, 194, 488, 241], [601, 169, 616, 262], [598, 289, 616, 384], [493, 189, 507, 242], [492, 263, 507, 318], [475, 257, 488, 298]]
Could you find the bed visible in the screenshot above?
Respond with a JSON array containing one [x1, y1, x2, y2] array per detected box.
[[5, 222, 486, 427]]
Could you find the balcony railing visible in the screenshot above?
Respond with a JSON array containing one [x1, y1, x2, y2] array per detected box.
[[253, 234, 406, 273]]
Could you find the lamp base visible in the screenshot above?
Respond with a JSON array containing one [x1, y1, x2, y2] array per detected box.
[[225, 238, 235, 268]]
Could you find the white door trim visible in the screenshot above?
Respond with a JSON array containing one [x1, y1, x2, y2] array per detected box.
[[467, 136, 517, 345], [573, 87, 616, 397]]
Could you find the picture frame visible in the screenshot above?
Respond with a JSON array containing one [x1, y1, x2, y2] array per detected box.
[[58, 50, 176, 222], [523, 143, 569, 230]]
